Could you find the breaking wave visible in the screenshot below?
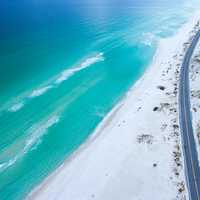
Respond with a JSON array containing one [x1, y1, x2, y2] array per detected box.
[[8, 102, 25, 112], [141, 32, 157, 47], [24, 115, 59, 151], [55, 52, 104, 84], [29, 86, 53, 98], [7, 52, 104, 113], [0, 115, 60, 172]]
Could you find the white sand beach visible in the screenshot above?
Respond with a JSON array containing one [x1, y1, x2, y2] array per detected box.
[[28, 12, 200, 200]]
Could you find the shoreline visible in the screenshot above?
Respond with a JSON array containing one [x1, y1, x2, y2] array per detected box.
[[27, 12, 200, 200]]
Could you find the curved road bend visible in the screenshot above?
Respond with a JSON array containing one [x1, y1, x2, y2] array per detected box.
[[179, 29, 200, 200]]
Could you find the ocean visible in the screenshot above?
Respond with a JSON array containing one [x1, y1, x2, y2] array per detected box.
[[0, 0, 199, 199]]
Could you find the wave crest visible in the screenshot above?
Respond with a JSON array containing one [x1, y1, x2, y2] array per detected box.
[[7, 52, 104, 113], [25, 115, 59, 151], [8, 102, 24, 112], [141, 32, 157, 47], [29, 86, 53, 98], [55, 52, 104, 84], [0, 115, 60, 172]]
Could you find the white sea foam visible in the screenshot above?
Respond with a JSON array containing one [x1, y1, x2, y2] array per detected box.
[[29, 86, 53, 98], [141, 32, 157, 47], [8, 102, 24, 112], [24, 115, 60, 151], [55, 52, 104, 84], [80, 52, 104, 68], [0, 156, 18, 172], [55, 69, 77, 85], [6, 52, 104, 113], [0, 115, 60, 172]]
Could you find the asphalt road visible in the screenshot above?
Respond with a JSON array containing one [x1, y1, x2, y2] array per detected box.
[[179, 29, 200, 200]]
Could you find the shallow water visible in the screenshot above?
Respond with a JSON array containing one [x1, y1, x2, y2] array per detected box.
[[0, 0, 199, 199]]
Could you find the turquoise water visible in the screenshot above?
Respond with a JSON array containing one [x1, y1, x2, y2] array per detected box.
[[0, 1, 199, 199]]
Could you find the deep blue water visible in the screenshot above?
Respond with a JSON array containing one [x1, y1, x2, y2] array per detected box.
[[0, 0, 199, 199]]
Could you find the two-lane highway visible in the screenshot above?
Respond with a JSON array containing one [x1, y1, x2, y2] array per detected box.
[[179, 29, 200, 200]]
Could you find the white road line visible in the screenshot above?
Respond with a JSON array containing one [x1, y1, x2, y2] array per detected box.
[[183, 88, 200, 197], [180, 30, 200, 199]]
